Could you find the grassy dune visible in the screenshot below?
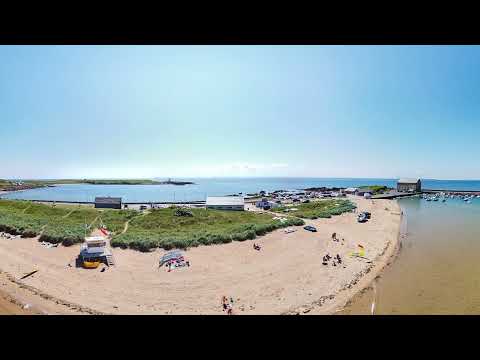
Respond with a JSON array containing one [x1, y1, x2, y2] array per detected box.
[[0, 200, 304, 251], [272, 199, 356, 219], [112, 207, 304, 251], [0, 200, 137, 246]]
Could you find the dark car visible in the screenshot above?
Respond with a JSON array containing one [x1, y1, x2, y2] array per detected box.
[[304, 225, 317, 232], [357, 214, 367, 223], [362, 211, 371, 219]]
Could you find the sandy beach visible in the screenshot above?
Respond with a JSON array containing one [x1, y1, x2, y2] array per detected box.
[[0, 196, 401, 315]]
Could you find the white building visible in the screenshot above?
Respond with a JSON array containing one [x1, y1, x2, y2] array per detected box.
[[206, 196, 245, 211]]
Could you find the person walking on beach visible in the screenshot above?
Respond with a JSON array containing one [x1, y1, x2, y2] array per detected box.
[[222, 296, 228, 312]]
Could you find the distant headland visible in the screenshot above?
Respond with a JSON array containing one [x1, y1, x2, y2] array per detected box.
[[0, 178, 195, 191]]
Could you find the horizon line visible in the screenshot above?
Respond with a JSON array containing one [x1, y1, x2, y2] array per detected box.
[[4, 176, 480, 182]]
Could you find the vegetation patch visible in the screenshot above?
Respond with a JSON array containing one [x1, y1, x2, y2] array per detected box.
[[357, 185, 389, 194], [111, 207, 304, 251], [0, 200, 304, 251], [272, 199, 356, 219], [0, 200, 139, 246]]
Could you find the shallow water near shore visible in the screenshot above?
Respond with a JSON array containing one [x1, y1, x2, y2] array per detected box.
[[341, 196, 480, 314]]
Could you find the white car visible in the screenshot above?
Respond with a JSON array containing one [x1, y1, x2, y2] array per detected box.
[[284, 228, 296, 234]]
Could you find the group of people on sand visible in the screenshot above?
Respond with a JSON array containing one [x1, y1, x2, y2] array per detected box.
[[222, 296, 234, 315], [166, 259, 190, 272], [331, 232, 345, 244], [322, 253, 343, 267]]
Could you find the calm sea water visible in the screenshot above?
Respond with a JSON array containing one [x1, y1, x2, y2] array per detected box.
[[341, 196, 480, 315], [2, 178, 480, 203]]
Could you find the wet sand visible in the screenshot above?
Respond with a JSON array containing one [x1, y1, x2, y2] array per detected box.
[[342, 196, 480, 314], [0, 196, 401, 315]]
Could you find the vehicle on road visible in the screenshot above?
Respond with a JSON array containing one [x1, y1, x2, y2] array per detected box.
[[361, 211, 371, 219], [357, 214, 367, 223], [303, 225, 317, 232]]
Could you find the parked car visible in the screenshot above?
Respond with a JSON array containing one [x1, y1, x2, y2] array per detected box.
[[361, 211, 371, 219], [357, 214, 367, 223], [140, 205, 148, 210], [284, 228, 296, 234], [303, 225, 317, 232]]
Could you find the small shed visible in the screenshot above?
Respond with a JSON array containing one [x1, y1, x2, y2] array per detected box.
[[356, 188, 373, 197], [94, 197, 122, 209], [255, 198, 280, 209], [397, 178, 421, 192]]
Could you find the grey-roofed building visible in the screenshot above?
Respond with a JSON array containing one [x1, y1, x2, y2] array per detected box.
[[94, 197, 122, 209], [355, 188, 373, 196], [397, 178, 421, 192], [206, 196, 245, 211]]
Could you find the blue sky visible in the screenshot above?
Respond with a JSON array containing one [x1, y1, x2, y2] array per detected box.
[[1, 45, 480, 179]]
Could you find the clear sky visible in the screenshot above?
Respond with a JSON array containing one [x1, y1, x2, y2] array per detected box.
[[2, 45, 480, 180]]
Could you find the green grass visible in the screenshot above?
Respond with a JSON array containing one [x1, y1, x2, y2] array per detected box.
[[110, 207, 305, 252], [0, 200, 304, 251], [272, 199, 356, 219], [357, 185, 389, 194], [0, 200, 54, 237]]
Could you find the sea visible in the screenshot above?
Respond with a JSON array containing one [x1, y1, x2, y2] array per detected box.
[[2, 177, 480, 203]]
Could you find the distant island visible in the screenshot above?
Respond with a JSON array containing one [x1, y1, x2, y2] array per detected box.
[[0, 178, 195, 191]]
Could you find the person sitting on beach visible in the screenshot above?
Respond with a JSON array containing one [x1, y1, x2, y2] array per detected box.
[[332, 232, 337, 241]]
